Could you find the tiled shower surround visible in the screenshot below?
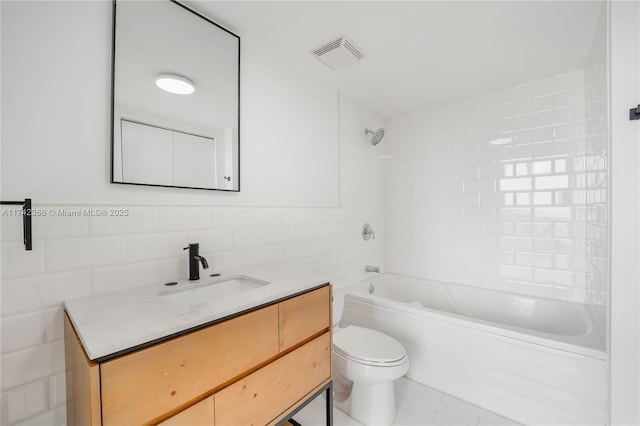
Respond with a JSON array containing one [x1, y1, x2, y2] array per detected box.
[[386, 69, 593, 303], [584, 8, 608, 348], [0, 99, 385, 425]]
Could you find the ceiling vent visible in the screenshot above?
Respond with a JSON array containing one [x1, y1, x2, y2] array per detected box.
[[311, 36, 365, 70]]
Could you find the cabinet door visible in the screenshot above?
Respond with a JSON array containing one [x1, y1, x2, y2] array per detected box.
[[101, 305, 279, 425], [173, 132, 216, 188], [214, 332, 331, 426], [279, 286, 331, 351], [121, 120, 174, 185], [158, 396, 214, 426]]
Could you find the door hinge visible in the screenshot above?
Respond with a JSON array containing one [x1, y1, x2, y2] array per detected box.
[[630, 105, 640, 120]]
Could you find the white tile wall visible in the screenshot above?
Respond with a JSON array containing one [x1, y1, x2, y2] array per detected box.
[[386, 70, 589, 302], [88, 206, 160, 236], [45, 236, 127, 272], [1, 242, 46, 280], [0, 96, 384, 425], [583, 5, 608, 348], [0, 379, 49, 425], [159, 207, 212, 232], [1, 312, 47, 354]]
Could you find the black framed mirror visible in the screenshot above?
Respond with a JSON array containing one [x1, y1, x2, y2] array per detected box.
[[110, 0, 240, 191]]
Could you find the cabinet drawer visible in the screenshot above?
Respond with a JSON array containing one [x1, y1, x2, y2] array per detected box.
[[158, 396, 214, 426], [214, 332, 331, 426], [279, 286, 331, 351], [101, 305, 279, 425]]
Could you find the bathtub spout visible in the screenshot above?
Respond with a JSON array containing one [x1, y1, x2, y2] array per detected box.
[[365, 265, 380, 273]]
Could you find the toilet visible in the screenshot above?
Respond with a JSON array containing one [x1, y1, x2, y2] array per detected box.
[[332, 290, 409, 425]]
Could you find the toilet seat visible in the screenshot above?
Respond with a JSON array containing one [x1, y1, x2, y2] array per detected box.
[[333, 325, 407, 367]]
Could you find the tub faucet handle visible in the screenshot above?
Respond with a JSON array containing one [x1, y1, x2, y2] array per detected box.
[[362, 223, 375, 241], [365, 265, 380, 273]]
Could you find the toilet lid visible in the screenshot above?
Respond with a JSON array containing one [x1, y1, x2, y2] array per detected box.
[[333, 326, 406, 365]]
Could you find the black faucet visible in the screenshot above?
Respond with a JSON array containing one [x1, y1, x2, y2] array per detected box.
[[183, 243, 209, 280]]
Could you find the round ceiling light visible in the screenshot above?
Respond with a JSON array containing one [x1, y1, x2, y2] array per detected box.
[[155, 74, 195, 95]]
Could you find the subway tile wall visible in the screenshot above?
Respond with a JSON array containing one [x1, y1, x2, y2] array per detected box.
[[584, 5, 608, 348], [0, 97, 385, 425], [386, 70, 589, 302]]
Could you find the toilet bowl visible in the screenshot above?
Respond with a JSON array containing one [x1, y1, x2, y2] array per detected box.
[[332, 289, 409, 426]]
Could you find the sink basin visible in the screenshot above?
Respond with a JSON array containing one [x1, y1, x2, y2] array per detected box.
[[160, 275, 269, 307]]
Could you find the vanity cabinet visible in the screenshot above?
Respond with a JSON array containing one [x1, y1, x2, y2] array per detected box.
[[158, 396, 214, 426], [65, 284, 332, 426]]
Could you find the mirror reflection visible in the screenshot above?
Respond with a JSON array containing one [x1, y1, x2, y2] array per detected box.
[[111, 0, 240, 191]]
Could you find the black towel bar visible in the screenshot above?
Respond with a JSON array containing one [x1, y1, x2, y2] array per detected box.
[[0, 198, 32, 250]]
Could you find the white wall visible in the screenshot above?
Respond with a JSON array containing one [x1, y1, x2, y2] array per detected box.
[[0, 1, 385, 424], [0, 0, 339, 207], [609, 1, 640, 424], [386, 70, 589, 303]]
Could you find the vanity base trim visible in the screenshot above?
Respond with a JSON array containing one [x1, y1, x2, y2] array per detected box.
[[273, 380, 333, 426]]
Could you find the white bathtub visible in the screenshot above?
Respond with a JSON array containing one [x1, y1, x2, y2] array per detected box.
[[340, 273, 608, 425]]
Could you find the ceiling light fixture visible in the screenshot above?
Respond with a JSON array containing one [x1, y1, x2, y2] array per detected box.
[[155, 74, 195, 95]]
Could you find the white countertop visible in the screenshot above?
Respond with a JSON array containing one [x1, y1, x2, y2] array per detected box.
[[64, 265, 330, 360]]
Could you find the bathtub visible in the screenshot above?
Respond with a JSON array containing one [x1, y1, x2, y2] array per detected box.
[[340, 273, 608, 425]]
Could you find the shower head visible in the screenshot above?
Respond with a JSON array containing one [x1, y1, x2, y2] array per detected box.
[[365, 128, 385, 146]]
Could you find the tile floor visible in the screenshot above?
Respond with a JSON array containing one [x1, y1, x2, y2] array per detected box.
[[293, 378, 521, 426]]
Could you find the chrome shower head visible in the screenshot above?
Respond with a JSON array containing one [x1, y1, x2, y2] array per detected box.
[[365, 128, 385, 146]]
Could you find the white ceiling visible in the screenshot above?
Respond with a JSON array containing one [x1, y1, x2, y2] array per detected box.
[[189, 1, 604, 118]]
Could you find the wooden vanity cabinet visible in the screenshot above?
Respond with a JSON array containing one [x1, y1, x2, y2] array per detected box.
[[158, 396, 215, 426], [65, 284, 332, 426]]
